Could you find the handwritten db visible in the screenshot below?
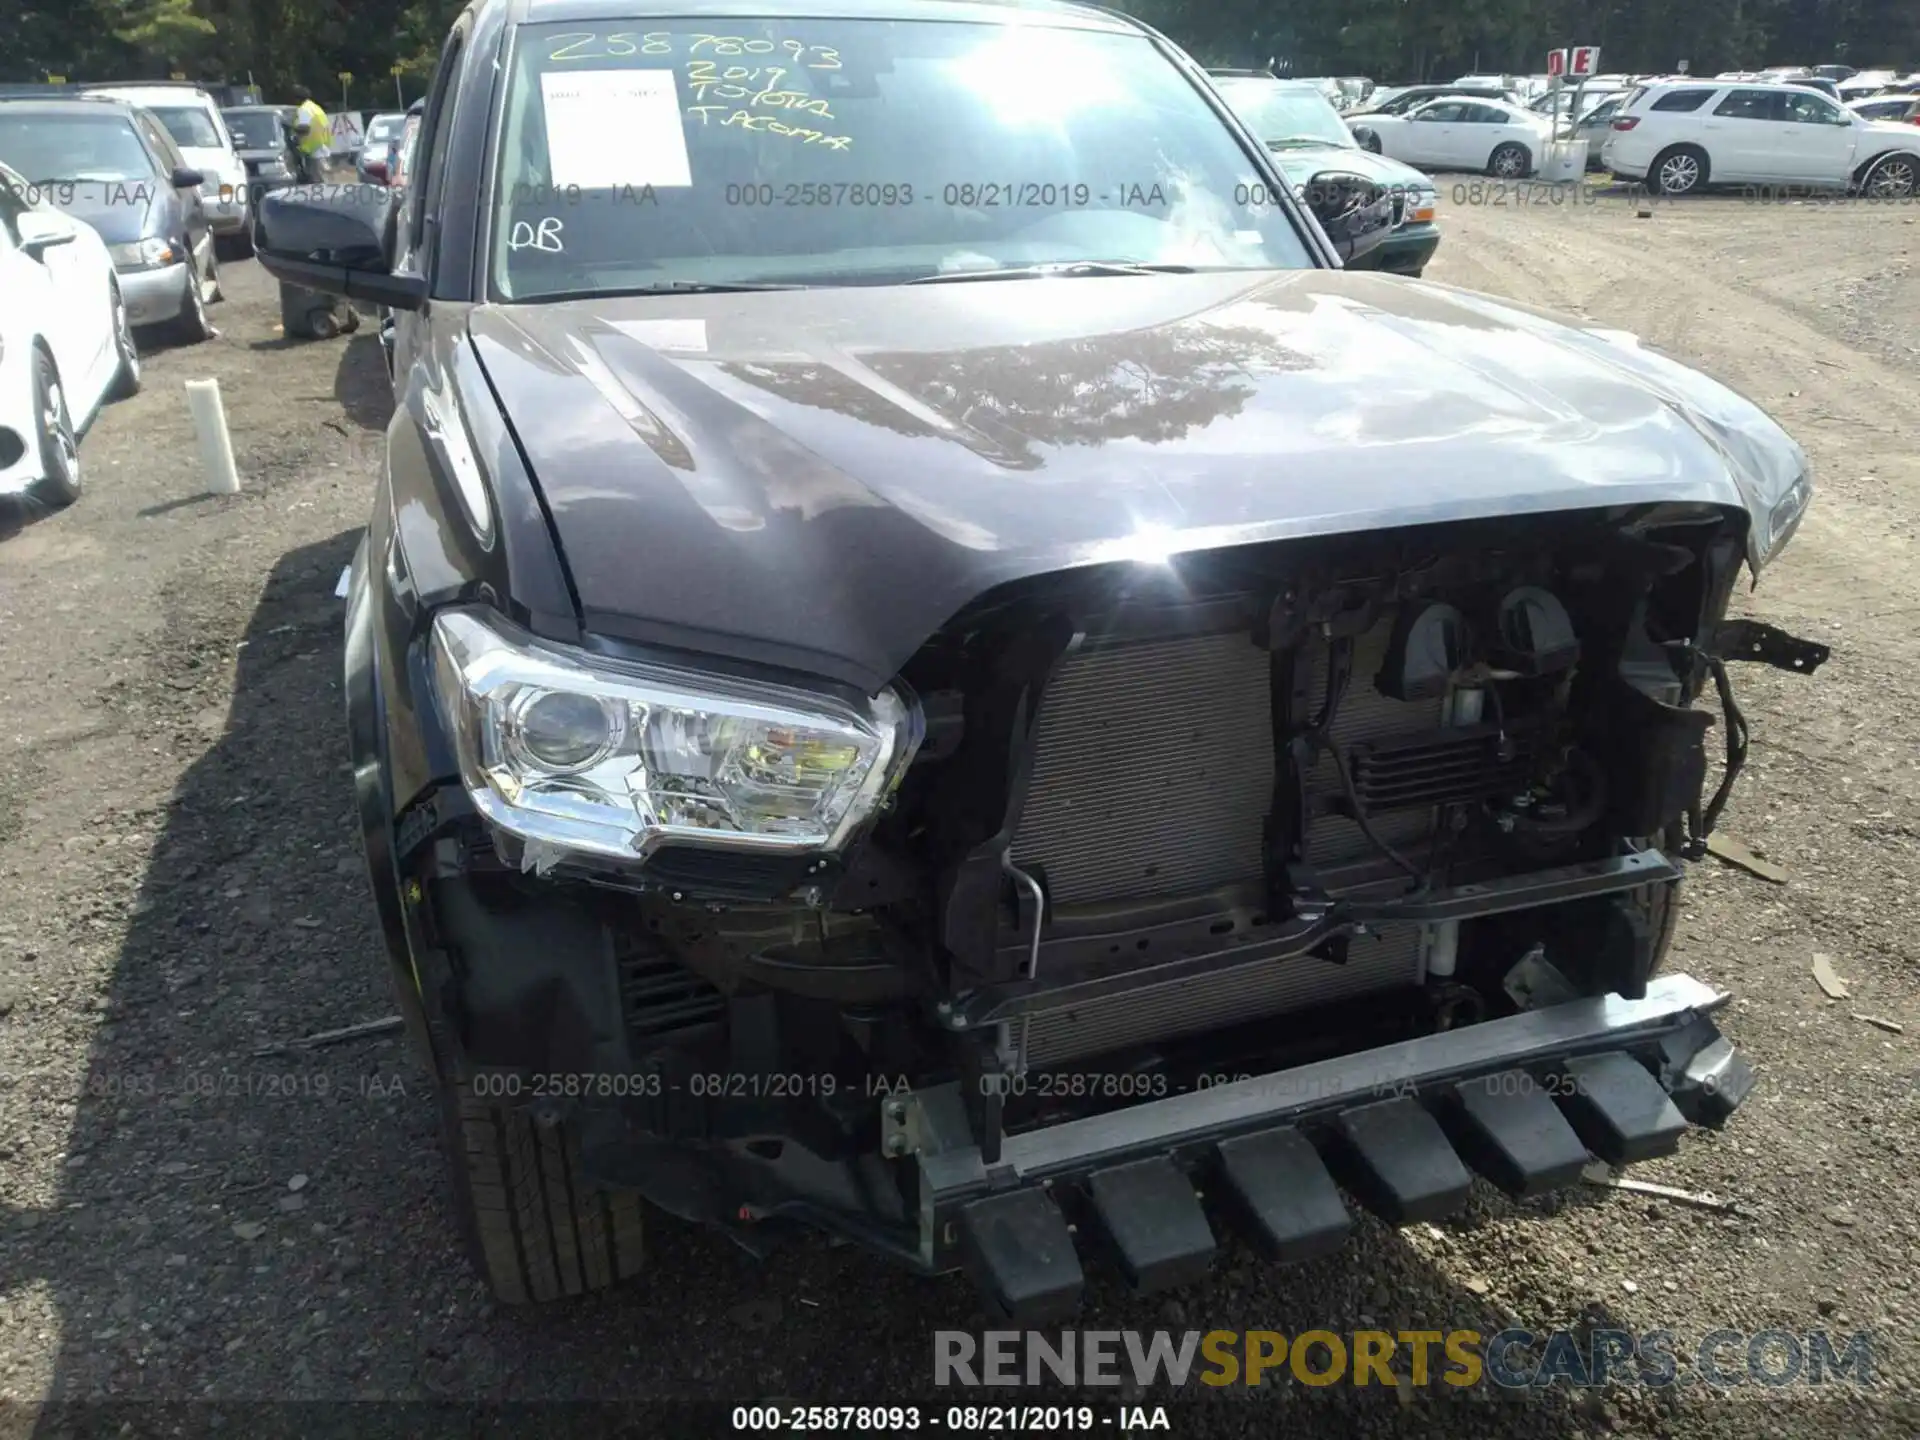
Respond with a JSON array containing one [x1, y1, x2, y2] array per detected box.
[[508, 217, 566, 253]]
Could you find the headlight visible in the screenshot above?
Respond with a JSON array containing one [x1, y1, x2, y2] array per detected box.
[[261, 159, 292, 177], [1758, 470, 1813, 562], [108, 237, 177, 269], [1408, 189, 1438, 224], [429, 607, 923, 865]]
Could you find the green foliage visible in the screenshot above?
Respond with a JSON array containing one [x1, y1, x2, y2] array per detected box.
[[3, 0, 1913, 92]]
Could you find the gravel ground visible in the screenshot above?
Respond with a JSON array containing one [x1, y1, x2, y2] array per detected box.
[[1, 187, 1918, 1438]]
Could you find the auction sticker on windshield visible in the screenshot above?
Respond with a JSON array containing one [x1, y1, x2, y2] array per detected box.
[[541, 69, 692, 187]]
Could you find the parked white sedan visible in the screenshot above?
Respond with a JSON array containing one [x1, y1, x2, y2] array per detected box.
[[1356, 97, 1553, 177], [0, 162, 140, 512]]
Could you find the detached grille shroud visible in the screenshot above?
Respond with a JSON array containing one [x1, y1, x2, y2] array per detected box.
[[1008, 622, 1453, 1067]]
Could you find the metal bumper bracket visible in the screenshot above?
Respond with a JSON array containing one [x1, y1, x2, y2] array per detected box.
[[1712, 618, 1831, 675]]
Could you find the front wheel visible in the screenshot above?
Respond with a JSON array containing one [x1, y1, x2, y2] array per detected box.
[[423, 1011, 647, 1304], [31, 348, 82, 508], [106, 284, 142, 401], [168, 260, 215, 345], [1861, 152, 1918, 199]]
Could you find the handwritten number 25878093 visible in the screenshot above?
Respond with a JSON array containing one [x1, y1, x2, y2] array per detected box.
[[547, 32, 842, 68]]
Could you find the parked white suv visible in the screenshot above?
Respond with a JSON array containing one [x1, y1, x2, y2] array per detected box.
[[1603, 79, 1920, 196]]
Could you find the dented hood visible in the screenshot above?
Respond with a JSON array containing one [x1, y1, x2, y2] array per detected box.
[[468, 269, 1807, 693]]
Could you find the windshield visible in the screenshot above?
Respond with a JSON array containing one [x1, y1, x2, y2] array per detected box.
[[0, 112, 154, 184], [491, 19, 1313, 298], [367, 115, 404, 142], [224, 110, 284, 148], [1213, 79, 1357, 148], [151, 105, 224, 150]]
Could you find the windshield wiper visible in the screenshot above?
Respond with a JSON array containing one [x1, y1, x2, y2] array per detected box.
[[623, 280, 811, 294], [1267, 135, 1344, 148], [907, 260, 1198, 285]]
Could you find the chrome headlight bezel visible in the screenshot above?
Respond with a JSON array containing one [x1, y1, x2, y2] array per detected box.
[[428, 607, 923, 867]]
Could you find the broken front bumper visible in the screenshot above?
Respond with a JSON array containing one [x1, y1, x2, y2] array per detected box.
[[894, 973, 1748, 1321]]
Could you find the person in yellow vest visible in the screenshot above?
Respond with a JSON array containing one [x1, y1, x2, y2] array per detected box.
[[289, 84, 333, 182]]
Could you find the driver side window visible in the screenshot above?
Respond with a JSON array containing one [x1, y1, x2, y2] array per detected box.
[[1784, 92, 1844, 125], [1415, 103, 1464, 123]]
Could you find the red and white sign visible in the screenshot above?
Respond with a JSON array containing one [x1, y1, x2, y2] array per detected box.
[[1570, 46, 1602, 78], [1546, 48, 1567, 77]]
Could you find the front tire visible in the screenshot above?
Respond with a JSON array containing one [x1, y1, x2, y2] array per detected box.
[[106, 284, 142, 401], [1488, 141, 1531, 178], [31, 348, 81, 508], [168, 260, 215, 345], [1649, 145, 1708, 196], [1861, 152, 1918, 199], [423, 1010, 646, 1304]]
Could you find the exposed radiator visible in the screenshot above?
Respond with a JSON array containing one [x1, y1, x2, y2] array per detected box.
[[1011, 630, 1275, 907], [1009, 620, 1445, 1067]]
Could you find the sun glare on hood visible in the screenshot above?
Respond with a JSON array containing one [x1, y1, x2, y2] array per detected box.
[[1090, 523, 1186, 566]]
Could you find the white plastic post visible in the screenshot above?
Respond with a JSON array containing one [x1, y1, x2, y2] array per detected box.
[[185, 379, 241, 495]]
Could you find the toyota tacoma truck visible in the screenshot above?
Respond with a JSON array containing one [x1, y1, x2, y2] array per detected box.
[[254, 0, 1826, 1318]]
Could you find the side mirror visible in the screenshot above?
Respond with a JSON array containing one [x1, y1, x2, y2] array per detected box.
[[253, 183, 428, 312], [17, 213, 76, 259], [1351, 124, 1379, 149], [170, 166, 204, 190], [1303, 171, 1396, 266]]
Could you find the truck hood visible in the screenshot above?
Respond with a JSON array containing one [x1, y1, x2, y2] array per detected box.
[[468, 268, 1808, 693]]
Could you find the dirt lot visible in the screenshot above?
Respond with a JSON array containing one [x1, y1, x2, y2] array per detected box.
[[1, 187, 1918, 1438]]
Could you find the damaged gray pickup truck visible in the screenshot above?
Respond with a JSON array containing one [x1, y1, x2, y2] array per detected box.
[[255, 0, 1828, 1317]]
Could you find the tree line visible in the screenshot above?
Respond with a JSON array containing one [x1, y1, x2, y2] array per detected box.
[[4, 0, 1914, 103]]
